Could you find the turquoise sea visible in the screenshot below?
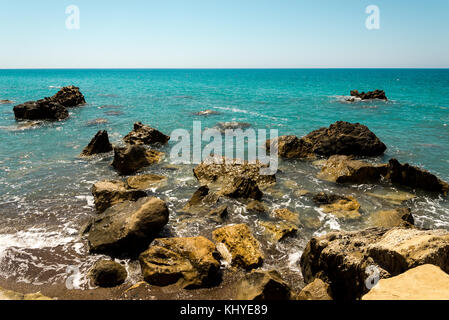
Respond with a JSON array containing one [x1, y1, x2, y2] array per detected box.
[[0, 69, 448, 293]]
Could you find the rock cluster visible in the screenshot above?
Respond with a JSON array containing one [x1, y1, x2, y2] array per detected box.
[[350, 89, 388, 101]]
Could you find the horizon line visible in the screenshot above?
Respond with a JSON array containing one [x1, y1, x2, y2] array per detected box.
[[1, 67, 449, 70]]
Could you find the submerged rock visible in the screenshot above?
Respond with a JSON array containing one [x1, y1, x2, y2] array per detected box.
[[85, 118, 108, 126], [297, 278, 333, 301], [220, 177, 263, 200], [318, 195, 361, 220], [181, 185, 220, 213], [384, 158, 449, 195], [235, 270, 292, 300], [366, 190, 416, 205], [111, 145, 163, 175], [268, 121, 387, 159], [139, 236, 221, 288], [246, 200, 268, 214], [89, 260, 127, 288], [300, 227, 449, 300], [317, 155, 387, 183], [193, 109, 220, 116], [259, 220, 298, 242], [368, 208, 414, 228], [0, 99, 14, 105], [0, 287, 52, 300], [13, 86, 85, 121], [362, 264, 449, 300], [212, 224, 264, 270], [91, 180, 147, 213], [126, 174, 167, 190], [215, 121, 251, 133], [123, 122, 170, 145], [193, 157, 276, 190], [80, 130, 113, 157], [349, 89, 388, 101], [88, 197, 169, 256], [272, 208, 301, 225]]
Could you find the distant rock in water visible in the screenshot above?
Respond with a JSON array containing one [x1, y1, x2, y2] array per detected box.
[[193, 109, 221, 116], [80, 130, 113, 157], [111, 145, 164, 175], [215, 121, 251, 133], [347, 89, 388, 101], [123, 122, 170, 145], [85, 118, 108, 126], [50, 85, 86, 107], [0, 99, 14, 105], [267, 121, 387, 158], [13, 86, 85, 121]]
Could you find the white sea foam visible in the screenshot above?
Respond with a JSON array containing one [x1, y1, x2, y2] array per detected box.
[[212, 106, 288, 122]]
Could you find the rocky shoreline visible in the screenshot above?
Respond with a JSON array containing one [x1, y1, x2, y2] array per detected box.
[[3, 87, 449, 300]]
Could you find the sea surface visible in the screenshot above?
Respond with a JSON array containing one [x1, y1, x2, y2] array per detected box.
[[0, 69, 448, 295]]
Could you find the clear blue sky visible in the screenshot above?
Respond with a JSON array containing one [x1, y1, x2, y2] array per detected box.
[[1, 0, 448, 68]]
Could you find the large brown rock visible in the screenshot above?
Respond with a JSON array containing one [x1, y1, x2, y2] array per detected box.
[[80, 130, 113, 157], [317, 155, 387, 183], [50, 85, 86, 107], [362, 264, 449, 300], [300, 227, 449, 300], [139, 236, 221, 289], [258, 220, 298, 242], [350, 89, 387, 101], [385, 158, 449, 195], [123, 122, 170, 145], [91, 180, 146, 213], [111, 145, 163, 175], [212, 224, 264, 270], [368, 208, 414, 228], [297, 278, 333, 300], [126, 174, 167, 190], [87, 197, 169, 256], [235, 270, 292, 300], [89, 260, 127, 288], [13, 86, 85, 121], [193, 157, 276, 189], [268, 121, 387, 159]]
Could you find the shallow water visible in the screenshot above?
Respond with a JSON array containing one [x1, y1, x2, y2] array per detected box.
[[0, 69, 448, 293]]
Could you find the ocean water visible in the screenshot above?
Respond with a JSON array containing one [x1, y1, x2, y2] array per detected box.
[[0, 69, 448, 292]]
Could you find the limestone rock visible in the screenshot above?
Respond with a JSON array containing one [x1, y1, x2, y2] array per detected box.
[[111, 145, 163, 175], [212, 224, 264, 270], [220, 177, 263, 200], [259, 220, 298, 242], [313, 192, 361, 220], [126, 174, 167, 190], [139, 236, 221, 288], [369, 208, 414, 228], [362, 264, 449, 300], [272, 208, 301, 225], [80, 130, 113, 157], [236, 270, 292, 300], [88, 197, 169, 256], [89, 260, 127, 288], [297, 278, 333, 300], [91, 180, 147, 213], [123, 122, 170, 145], [317, 155, 387, 183], [246, 200, 268, 213], [0, 287, 52, 300]]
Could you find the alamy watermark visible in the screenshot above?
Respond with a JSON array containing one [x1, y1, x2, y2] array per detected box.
[[66, 5, 80, 30], [366, 5, 380, 30]]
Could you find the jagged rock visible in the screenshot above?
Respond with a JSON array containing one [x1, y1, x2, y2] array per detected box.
[[220, 177, 263, 200], [208, 205, 229, 222], [111, 145, 163, 175], [235, 270, 292, 300], [50, 85, 86, 107], [80, 130, 113, 157], [193, 157, 276, 189], [89, 260, 127, 288], [13, 86, 85, 121], [181, 185, 220, 213], [139, 236, 221, 288], [13, 99, 68, 120], [368, 208, 414, 228], [317, 155, 388, 183], [272, 208, 301, 225], [259, 220, 298, 242], [212, 224, 264, 270], [384, 159, 449, 195], [300, 227, 449, 300], [350, 89, 387, 101], [88, 197, 169, 256], [268, 121, 387, 159], [123, 122, 170, 145], [362, 264, 449, 300], [91, 180, 146, 213], [126, 174, 167, 189], [297, 278, 333, 300]]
